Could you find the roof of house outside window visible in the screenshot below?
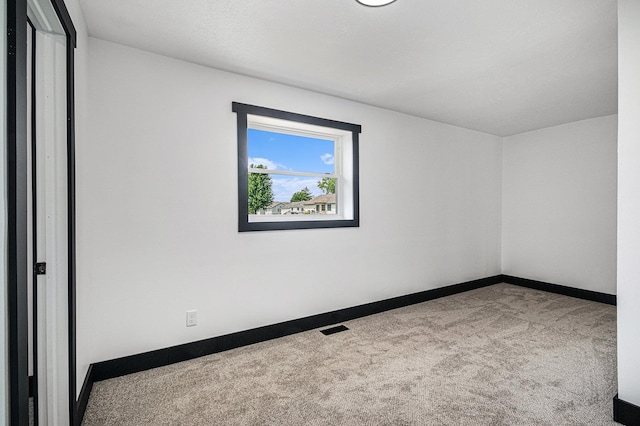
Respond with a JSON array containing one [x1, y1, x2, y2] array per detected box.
[[282, 201, 307, 209], [304, 194, 336, 205], [267, 201, 286, 208]]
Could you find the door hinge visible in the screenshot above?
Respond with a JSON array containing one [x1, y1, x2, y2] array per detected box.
[[34, 262, 46, 275]]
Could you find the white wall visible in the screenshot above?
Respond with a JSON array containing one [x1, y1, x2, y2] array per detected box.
[[76, 38, 503, 381], [617, 0, 640, 408], [502, 115, 617, 294]]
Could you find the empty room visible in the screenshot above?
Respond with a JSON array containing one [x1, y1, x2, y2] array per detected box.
[[3, 0, 640, 425]]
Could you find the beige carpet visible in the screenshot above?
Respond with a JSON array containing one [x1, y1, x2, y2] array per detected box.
[[82, 284, 618, 425]]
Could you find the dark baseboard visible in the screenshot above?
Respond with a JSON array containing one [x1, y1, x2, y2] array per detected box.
[[76, 273, 618, 425], [75, 364, 94, 426], [614, 394, 640, 425], [75, 274, 501, 424], [499, 275, 616, 305], [91, 275, 502, 382]]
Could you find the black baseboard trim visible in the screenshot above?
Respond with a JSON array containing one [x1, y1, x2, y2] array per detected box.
[[499, 275, 616, 305], [91, 275, 502, 382], [75, 364, 94, 426], [76, 275, 501, 424], [76, 274, 617, 425], [614, 394, 640, 425]]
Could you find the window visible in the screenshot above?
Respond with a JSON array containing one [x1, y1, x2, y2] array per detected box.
[[233, 102, 360, 231]]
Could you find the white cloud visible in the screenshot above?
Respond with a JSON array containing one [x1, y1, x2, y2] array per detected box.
[[248, 157, 285, 170], [320, 153, 334, 165]]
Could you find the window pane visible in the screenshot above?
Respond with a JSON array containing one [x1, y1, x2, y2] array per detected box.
[[249, 173, 338, 215], [248, 172, 338, 219], [248, 129, 335, 174], [270, 175, 324, 203]]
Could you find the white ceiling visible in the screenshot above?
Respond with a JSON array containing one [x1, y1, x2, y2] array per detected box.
[[79, 0, 618, 137]]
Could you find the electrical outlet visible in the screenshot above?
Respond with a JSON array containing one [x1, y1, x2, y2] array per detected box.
[[186, 310, 198, 327]]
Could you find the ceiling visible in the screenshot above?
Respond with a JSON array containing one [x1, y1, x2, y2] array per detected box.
[[79, 0, 618, 137]]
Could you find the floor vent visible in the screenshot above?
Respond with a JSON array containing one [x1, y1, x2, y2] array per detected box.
[[320, 325, 349, 335]]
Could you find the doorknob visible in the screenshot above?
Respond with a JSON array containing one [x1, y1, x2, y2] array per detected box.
[[34, 262, 46, 275]]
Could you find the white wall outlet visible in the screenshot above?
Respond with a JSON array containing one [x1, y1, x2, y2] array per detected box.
[[186, 310, 198, 327]]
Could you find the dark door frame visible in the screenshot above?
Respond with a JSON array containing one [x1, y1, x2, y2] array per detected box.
[[6, 0, 76, 424], [7, 2, 29, 426], [28, 20, 39, 424]]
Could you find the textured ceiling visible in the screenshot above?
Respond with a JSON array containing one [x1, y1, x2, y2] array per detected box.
[[79, 0, 618, 136]]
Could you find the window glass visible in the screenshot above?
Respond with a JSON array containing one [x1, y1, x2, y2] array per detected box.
[[248, 129, 335, 175]]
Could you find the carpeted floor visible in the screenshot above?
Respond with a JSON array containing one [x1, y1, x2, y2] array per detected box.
[[82, 283, 618, 425]]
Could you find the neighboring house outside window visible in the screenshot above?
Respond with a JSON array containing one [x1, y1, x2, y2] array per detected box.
[[257, 201, 286, 215], [281, 201, 307, 215], [304, 194, 337, 215]]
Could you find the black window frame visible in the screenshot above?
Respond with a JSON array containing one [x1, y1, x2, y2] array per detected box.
[[233, 102, 360, 232]]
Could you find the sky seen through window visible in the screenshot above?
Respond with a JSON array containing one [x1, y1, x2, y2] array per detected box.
[[248, 129, 335, 202]]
